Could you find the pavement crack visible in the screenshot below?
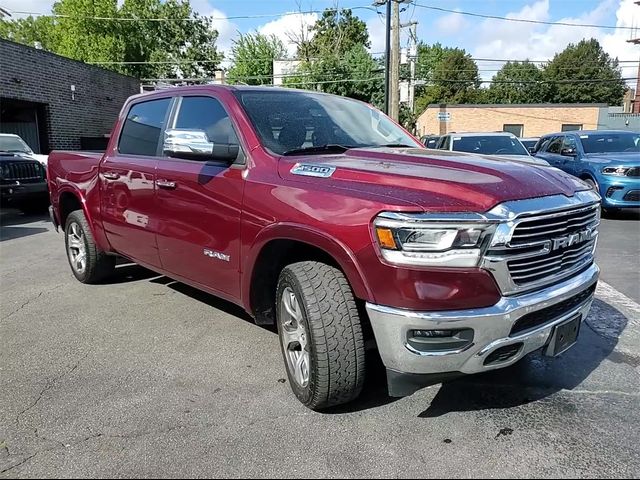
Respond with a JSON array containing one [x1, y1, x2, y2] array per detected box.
[[0, 452, 38, 475], [15, 352, 89, 428], [1, 285, 64, 322]]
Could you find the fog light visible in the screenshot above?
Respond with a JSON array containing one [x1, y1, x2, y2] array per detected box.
[[407, 328, 474, 353], [412, 329, 454, 338]]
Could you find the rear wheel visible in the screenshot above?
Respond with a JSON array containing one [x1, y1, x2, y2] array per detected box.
[[276, 261, 365, 410], [65, 210, 115, 283]]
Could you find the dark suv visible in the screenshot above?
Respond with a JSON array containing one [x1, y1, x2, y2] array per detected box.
[[0, 153, 49, 213]]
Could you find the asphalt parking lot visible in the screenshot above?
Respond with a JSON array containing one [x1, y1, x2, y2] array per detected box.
[[1, 209, 639, 478]]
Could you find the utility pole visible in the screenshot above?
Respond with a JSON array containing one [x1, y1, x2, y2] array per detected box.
[[389, 0, 400, 121], [401, 21, 418, 113], [374, 0, 392, 115]]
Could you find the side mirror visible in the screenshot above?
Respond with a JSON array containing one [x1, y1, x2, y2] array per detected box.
[[163, 129, 239, 162], [561, 147, 577, 157], [528, 147, 536, 155]]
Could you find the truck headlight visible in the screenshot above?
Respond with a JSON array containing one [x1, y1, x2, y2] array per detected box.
[[373, 213, 496, 267], [602, 166, 630, 176]]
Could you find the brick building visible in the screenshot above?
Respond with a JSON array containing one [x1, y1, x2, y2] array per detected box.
[[0, 39, 140, 153], [416, 103, 640, 138]]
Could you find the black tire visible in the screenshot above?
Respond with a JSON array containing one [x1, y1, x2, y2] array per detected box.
[[276, 261, 365, 410], [64, 209, 115, 283]]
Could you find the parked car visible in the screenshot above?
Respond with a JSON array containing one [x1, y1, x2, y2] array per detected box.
[[519, 137, 539, 154], [0, 133, 48, 166], [435, 132, 549, 166], [0, 152, 49, 213], [48, 86, 600, 410], [533, 130, 639, 212], [419, 134, 440, 148]]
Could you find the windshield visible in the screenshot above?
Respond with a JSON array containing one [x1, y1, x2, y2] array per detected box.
[[0, 136, 32, 153], [579, 133, 640, 154], [451, 135, 529, 155], [234, 90, 420, 155]]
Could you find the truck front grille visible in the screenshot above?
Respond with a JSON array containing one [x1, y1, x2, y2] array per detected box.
[[484, 197, 600, 295], [2, 162, 45, 184]]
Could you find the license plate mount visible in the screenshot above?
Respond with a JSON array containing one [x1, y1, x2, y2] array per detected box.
[[544, 314, 581, 357]]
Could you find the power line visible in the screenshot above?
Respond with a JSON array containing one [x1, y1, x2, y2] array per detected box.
[[412, 2, 636, 31], [3, 6, 375, 22], [6, 3, 635, 31]]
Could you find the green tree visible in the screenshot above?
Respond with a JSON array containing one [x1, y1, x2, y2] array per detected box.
[[227, 33, 286, 85], [414, 46, 480, 111], [0, 16, 57, 51], [543, 38, 626, 104], [298, 8, 369, 60], [286, 8, 381, 103], [0, 0, 222, 79], [486, 61, 550, 104]]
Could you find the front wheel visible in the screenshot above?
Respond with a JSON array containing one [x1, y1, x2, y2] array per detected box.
[[276, 261, 366, 410], [65, 210, 115, 283]]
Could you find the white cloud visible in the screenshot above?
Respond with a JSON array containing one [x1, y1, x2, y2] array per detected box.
[[471, 0, 638, 87], [258, 13, 319, 57], [189, 1, 238, 64], [434, 9, 468, 35], [367, 15, 388, 54], [1, 0, 53, 18]]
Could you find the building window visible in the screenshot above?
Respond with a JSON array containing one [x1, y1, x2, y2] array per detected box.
[[561, 124, 582, 131], [503, 124, 524, 137]]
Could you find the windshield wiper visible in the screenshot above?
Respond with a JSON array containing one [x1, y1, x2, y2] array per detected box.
[[366, 143, 415, 148], [282, 144, 358, 156]]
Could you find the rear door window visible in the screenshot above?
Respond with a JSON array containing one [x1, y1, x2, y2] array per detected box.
[[119, 98, 172, 156]]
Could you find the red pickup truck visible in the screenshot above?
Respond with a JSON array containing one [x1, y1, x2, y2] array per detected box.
[[48, 86, 601, 410]]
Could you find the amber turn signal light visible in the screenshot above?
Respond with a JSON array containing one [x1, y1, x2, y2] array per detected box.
[[376, 227, 398, 250]]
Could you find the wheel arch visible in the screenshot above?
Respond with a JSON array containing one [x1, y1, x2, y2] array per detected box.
[[243, 224, 372, 325]]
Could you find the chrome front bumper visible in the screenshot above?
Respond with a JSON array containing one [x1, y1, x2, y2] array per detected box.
[[366, 263, 599, 376]]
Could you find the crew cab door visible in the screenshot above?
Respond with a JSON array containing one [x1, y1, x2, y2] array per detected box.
[[100, 97, 173, 267], [154, 95, 245, 298]]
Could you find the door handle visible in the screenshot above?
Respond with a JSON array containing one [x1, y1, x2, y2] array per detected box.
[[103, 172, 120, 180], [156, 179, 177, 189]]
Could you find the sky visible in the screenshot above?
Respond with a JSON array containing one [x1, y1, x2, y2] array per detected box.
[[2, 0, 639, 83]]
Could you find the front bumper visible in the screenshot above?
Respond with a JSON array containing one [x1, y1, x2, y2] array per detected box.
[[367, 263, 599, 377], [598, 175, 640, 208], [0, 182, 49, 203]]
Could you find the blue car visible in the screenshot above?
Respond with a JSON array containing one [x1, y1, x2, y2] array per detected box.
[[534, 130, 640, 212]]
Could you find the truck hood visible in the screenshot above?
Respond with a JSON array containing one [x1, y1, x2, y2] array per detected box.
[[584, 152, 640, 166], [278, 147, 589, 212]]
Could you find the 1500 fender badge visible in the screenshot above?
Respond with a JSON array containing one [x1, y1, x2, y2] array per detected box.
[[291, 163, 336, 178]]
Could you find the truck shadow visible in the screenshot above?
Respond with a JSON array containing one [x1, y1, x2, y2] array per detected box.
[[0, 210, 50, 241], [100, 264, 632, 415], [417, 298, 630, 418]]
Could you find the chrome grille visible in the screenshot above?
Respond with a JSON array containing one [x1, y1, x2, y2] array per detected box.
[[508, 239, 596, 285], [509, 203, 599, 245], [483, 191, 601, 296]]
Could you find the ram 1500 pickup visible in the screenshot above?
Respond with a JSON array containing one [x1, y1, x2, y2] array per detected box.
[[48, 86, 601, 410]]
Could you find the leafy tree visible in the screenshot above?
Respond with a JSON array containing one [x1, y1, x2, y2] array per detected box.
[[486, 61, 550, 104], [286, 8, 381, 103], [414, 46, 480, 110], [0, 0, 222, 79], [227, 33, 286, 85], [0, 16, 57, 51], [543, 38, 626, 104], [298, 8, 369, 60], [286, 44, 382, 102]]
